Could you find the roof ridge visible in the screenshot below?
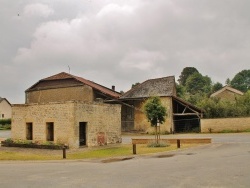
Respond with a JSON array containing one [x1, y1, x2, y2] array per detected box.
[[210, 85, 244, 97]]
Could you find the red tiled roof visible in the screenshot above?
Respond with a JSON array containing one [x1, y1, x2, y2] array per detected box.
[[30, 72, 121, 99], [43, 72, 74, 80]]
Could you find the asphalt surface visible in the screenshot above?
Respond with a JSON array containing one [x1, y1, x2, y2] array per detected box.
[[0, 130, 11, 139], [0, 131, 250, 188]]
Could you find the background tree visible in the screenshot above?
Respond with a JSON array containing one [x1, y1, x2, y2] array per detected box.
[[176, 82, 185, 98], [132, 82, 140, 88], [178, 67, 199, 86], [225, 78, 231, 85], [185, 72, 212, 95], [144, 96, 167, 143], [231, 69, 250, 92], [211, 82, 223, 93]]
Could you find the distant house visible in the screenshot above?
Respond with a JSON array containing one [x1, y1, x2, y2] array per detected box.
[[210, 85, 244, 101], [12, 72, 121, 148], [119, 76, 203, 133], [0, 97, 12, 119]]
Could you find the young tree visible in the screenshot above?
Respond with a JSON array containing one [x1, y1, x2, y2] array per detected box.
[[144, 96, 167, 143]]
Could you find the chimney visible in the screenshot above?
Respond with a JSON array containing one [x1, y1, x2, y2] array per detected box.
[[112, 85, 115, 91]]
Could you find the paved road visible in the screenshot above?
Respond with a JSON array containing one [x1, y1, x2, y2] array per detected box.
[[0, 133, 250, 188], [0, 130, 11, 139]]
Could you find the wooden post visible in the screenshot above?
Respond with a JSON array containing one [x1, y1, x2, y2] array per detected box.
[[177, 139, 180, 148], [133, 144, 136, 155], [63, 145, 67, 159]]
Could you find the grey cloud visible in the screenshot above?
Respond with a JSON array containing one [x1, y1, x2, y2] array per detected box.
[[1, 0, 250, 103]]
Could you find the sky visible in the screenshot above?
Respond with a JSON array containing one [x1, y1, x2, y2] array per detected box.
[[1, 0, 250, 103]]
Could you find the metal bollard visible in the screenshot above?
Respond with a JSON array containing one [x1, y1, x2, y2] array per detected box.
[[177, 139, 180, 148], [63, 145, 67, 159], [133, 144, 136, 155]]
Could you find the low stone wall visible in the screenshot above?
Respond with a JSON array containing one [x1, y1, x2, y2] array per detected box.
[[201, 117, 250, 133]]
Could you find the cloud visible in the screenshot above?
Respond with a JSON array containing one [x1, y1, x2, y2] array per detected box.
[[120, 50, 165, 70], [23, 3, 54, 18], [97, 4, 134, 18], [2, 0, 250, 103]]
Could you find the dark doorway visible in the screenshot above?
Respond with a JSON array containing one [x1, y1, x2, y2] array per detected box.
[[121, 103, 135, 132], [173, 116, 200, 133], [172, 97, 202, 133], [26, 123, 33, 140], [79, 122, 87, 146], [46, 122, 54, 141]]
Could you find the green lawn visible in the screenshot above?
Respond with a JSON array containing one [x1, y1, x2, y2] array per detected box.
[[0, 144, 197, 161]]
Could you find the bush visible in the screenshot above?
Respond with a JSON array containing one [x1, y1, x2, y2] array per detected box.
[[0, 119, 11, 125], [1, 139, 68, 149], [0, 124, 11, 130], [197, 95, 250, 118], [147, 141, 170, 148]]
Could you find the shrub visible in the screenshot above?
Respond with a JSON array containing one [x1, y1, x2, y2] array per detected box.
[[0, 124, 11, 130], [0, 119, 11, 125], [4, 138, 13, 143], [147, 141, 170, 148]]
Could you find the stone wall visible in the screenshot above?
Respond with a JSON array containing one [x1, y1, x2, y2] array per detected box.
[[12, 102, 75, 146], [134, 97, 172, 133], [12, 101, 121, 148], [75, 102, 121, 147], [201, 117, 250, 133], [213, 90, 242, 101], [26, 85, 94, 104]]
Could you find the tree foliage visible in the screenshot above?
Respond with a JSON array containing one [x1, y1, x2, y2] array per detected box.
[[176, 82, 185, 98], [178, 67, 199, 86], [185, 72, 212, 95], [231, 69, 250, 92], [212, 82, 223, 93], [131, 82, 140, 88], [197, 92, 250, 118], [176, 67, 250, 118], [143, 96, 167, 126]]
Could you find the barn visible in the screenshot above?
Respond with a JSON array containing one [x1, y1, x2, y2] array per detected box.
[[119, 76, 203, 133]]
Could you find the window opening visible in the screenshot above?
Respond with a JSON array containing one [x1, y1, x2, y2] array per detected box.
[[46, 122, 54, 141], [26, 123, 33, 140], [79, 122, 87, 146]]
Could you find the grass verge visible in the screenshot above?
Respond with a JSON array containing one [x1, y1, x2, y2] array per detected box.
[[0, 144, 198, 161]]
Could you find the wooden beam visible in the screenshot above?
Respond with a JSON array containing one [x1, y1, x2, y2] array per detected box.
[[173, 113, 200, 116], [182, 106, 187, 114]]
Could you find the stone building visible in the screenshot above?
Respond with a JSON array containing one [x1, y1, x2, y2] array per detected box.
[[0, 97, 12, 119], [11, 72, 121, 148], [210, 85, 244, 101], [119, 76, 203, 133]]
